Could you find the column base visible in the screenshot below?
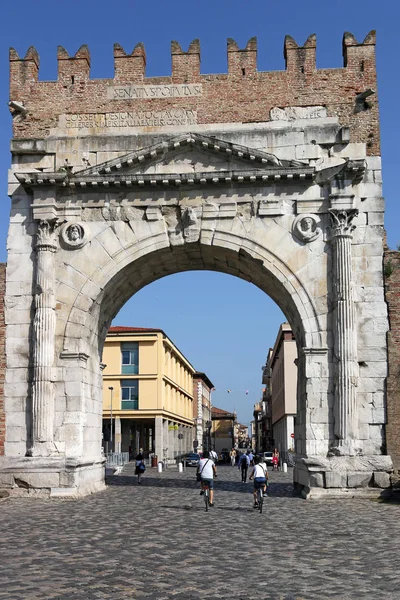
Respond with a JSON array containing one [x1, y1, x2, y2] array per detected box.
[[0, 455, 106, 498], [27, 441, 59, 458], [293, 454, 393, 499]]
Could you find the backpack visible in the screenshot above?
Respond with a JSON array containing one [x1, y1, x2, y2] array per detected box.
[[138, 462, 146, 473]]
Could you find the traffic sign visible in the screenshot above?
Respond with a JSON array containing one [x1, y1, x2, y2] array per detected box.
[[290, 433, 295, 438]]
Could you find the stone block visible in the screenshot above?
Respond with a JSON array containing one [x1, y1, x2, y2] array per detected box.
[[4, 441, 27, 456], [347, 472, 372, 488], [5, 411, 27, 427], [368, 212, 384, 225], [15, 472, 61, 488], [325, 472, 347, 488], [373, 471, 391, 488], [6, 426, 27, 442], [331, 142, 366, 159], [366, 156, 382, 171], [0, 473, 14, 487], [50, 487, 77, 498], [295, 144, 324, 160], [309, 472, 325, 487]]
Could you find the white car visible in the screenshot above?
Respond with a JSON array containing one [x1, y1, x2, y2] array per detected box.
[[258, 451, 274, 466]]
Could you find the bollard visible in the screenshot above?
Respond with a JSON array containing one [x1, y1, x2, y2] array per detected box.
[[178, 462, 183, 473], [157, 461, 163, 473], [283, 462, 287, 473]]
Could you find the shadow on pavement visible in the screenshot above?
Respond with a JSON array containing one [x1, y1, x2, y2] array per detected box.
[[106, 471, 299, 498]]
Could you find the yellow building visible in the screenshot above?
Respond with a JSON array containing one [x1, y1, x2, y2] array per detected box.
[[102, 326, 196, 461]]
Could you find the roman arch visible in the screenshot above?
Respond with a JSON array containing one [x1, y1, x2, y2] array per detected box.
[[0, 32, 393, 497]]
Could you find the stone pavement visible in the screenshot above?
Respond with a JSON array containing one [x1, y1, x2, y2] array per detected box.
[[0, 464, 399, 600]]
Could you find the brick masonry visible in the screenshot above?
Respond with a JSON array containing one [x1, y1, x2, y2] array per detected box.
[[0, 264, 5, 456], [384, 251, 400, 471], [9, 31, 379, 154]]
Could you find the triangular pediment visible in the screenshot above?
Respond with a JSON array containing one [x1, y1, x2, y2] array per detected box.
[[15, 132, 316, 189], [75, 132, 291, 178]]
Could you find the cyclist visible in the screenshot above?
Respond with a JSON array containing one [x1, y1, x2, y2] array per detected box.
[[249, 455, 268, 508], [197, 450, 217, 507]]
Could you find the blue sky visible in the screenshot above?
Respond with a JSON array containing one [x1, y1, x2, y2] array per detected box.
[[0, 1, 398, 427]]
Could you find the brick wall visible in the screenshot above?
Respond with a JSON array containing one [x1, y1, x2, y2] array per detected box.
[[0, 264, 5, 456], [384, 251, 400, 470], [9, 31, 379, 154]]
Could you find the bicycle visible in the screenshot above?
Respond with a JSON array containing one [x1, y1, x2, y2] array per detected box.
[[256, 486, 264, 514], [203, 481, 210, 512]]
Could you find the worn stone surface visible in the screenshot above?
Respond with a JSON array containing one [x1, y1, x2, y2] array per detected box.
[[0, 465, 399, 600], [325, 471, 347, 488], [309, 472, 324, 487], [374, 471, 391, 488], [3, 33, 390, 495], [347, 471, 373, 488]]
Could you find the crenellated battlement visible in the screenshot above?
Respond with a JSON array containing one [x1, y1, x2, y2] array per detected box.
[[8, 31, 379, 153], [9, 31, 376, 83]]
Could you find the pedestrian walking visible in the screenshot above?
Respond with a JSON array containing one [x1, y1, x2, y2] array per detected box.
[[247, 450, 254, 466], [210, 449, 218, 464], [238, 452, 250, 482], [272, 447, 280, 471], [230, 448, 236, 467], [135, 448, 146, 484]]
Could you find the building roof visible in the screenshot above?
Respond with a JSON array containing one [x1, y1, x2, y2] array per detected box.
[[267, 322, 295, 370], [108, 326, 163, 334], [211, 406, 235, 419], [106, 326, 196, 372], [194, 371, 215, 390]]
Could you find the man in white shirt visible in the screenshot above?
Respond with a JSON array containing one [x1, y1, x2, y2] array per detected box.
[[197, 450, 217, 506], [249, 455, 268, 508], [209, 449, 218, 463]]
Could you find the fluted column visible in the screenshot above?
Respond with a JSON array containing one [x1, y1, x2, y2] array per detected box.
[[30, 219, 59, 457], [329, 209, 359, 454]]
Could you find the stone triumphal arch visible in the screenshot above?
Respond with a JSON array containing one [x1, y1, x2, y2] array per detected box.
[[0, 32, 392, 496]]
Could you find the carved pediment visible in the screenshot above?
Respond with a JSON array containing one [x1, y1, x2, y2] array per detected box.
[[15, 132, 315, 189]]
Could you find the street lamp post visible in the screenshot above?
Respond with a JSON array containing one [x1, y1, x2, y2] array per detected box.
[[108, 386, 114, 453]]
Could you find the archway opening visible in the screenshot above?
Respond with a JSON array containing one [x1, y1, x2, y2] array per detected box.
[[86, 242, 315, 474]]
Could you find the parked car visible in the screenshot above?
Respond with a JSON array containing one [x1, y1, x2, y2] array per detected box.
[[258, 451, 274, 466], [185, 453, 201, 467]]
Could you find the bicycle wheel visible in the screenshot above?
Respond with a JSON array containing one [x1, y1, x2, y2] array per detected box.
[[204, 488, 209, 512], [258, 488, 263, 514]]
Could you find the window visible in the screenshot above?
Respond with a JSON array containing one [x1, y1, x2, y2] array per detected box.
[[121, 342, 138, 374], [121, 380, 138, 410]]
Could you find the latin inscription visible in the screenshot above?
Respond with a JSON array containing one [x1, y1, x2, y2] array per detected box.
[[63, 109, 197, 129], [270, 106, 327, 121], [107, 83, 202, 100]]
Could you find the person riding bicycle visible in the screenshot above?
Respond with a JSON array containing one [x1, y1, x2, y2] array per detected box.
[[249, 455, 268, 508], [197, 450, 217, 507]]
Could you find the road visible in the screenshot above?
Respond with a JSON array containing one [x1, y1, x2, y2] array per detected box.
[[0, 463, 399, 599]]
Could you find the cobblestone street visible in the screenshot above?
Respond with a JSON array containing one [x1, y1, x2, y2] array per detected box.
[[0, 464, 399, 600]]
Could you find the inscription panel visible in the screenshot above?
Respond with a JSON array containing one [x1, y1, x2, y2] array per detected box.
[[62, 109, 197, 130], [107, 83, 203, 100]]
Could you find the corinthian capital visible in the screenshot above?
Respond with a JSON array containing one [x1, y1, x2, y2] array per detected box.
[[329, 209, 358, 238], [35, 219, 59, 252]]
